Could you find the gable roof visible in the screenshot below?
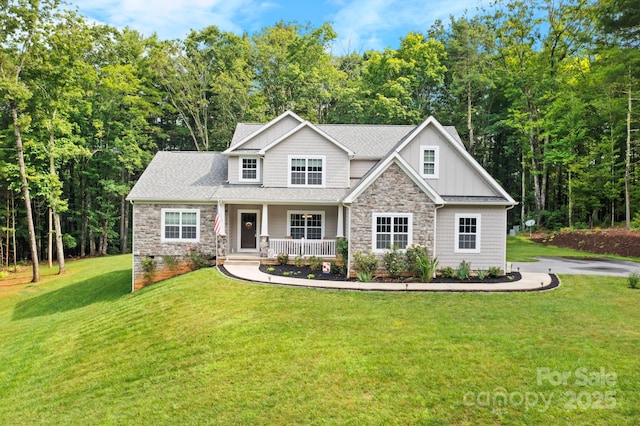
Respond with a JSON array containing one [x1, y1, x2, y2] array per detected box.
[[258, 121, 355, 156], [127, 151, 227, 202], [226, 110, 463, 160], [393, 116, 517, 205], [224, 110, 304, 153], [344, 152, 444, 204]]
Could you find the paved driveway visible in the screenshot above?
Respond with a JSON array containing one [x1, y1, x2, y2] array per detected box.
[[514, 257, 640, 277]]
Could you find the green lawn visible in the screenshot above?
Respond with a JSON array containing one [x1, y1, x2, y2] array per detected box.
[[1, 254, 639, 424]]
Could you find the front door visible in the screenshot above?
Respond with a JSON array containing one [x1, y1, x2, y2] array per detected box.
[[239, 211, 258, 250]]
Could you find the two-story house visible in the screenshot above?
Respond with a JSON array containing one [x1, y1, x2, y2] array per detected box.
[[127, 110, 517, 290]]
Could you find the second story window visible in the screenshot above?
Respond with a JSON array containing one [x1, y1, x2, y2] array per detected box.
[[420, 146, 439, 178], [240, 157, 259, 182], [289, 156, 325, 187]]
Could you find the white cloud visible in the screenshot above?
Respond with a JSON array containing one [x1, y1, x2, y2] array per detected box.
[[329, 0, 488, 53], [70, 0, 275, 40]]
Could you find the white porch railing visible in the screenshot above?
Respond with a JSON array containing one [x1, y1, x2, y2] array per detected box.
[[269, 238, 337, 258]]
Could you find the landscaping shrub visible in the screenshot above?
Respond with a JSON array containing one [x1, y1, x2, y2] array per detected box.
[[356, 271, 372, 282], [162, 255, 179, 271], [382, 245, 407, 277], [406, 244, 437, 282], [456, 260, 471, 280], [336, 237, 349, 260], [629, 271, 640, 289], [488, 266, 502, 278], [276, 253, 289, 265], [330, 261, 346, 276], [353, 250, 378, 276], [294, 255, 305, 268], [438, 266, 455, 278], [188, 250, 210, 270], [141, 256, 156, 283], [308, 256, 323, 271], [476, 269, 487, 280]]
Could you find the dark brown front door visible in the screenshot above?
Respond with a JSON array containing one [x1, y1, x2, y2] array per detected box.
[[240, 212, 257, 249]]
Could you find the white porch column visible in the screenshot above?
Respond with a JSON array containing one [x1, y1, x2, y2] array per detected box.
[[218, 202, 227, 235], [336, 204, 344, 238], [261, 203, 269, 236]]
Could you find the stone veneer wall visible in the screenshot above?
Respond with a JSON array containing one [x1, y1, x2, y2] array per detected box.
[[349, 162, 436, 276], [132, 203, 226, 290]]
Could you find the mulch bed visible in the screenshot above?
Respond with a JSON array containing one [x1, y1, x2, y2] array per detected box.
[[531, 228, 640, 258], [259, 264, 521, 283]]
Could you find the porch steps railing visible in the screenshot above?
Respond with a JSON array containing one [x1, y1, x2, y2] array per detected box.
[[269, 238, 336, 258]]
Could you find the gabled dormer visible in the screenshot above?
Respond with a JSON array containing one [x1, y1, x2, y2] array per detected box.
[[225, 111, 354, 189]]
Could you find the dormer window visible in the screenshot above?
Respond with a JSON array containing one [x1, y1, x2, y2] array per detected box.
[[239, 157, 260, 182], [420, 146, 439, 178], [288, 156, 325, 187]]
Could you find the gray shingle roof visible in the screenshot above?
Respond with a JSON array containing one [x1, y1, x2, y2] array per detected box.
[[127, 151, 227, 201], [229, 122, 463, 159]]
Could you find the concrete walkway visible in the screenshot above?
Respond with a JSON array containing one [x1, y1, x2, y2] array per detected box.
[[220, 261, 556, 292]]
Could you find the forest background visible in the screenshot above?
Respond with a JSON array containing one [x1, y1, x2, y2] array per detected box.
[[1, 0, 638, 281]]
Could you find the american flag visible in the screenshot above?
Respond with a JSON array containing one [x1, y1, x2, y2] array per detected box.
[[214, 205, 222, 235]]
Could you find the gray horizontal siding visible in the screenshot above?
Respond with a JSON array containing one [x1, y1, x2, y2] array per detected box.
[[435, 205, 508, 271], [263, 126, 350, 188]]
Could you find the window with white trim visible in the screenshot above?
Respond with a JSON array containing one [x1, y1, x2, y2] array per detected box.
[[240, 157, 259, 182], [162, 209, 200, 242], [288, 211, 324, 239], [372, 213, 412, 251], [289, 156, 325, 187], [420, 145, 439, 178], [455, 214, 480, 253]]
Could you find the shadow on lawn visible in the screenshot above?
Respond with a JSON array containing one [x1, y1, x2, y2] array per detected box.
[[12, 270, 131, 320]]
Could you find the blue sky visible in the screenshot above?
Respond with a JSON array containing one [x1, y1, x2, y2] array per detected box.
[[66, 0, 491, 53]]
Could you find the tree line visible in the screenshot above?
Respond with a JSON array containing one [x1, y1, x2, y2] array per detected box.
[[1, 0, 638, 281]]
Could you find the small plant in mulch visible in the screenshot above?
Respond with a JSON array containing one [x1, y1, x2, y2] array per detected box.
[[308, 256, 323, 271], [357, 271, 373, 282], [353, 250, 379, 278], [487, 266, 502, 278], [267, 266, 275, 272], [439, 266, 455, 279], [456, 260, 471, 280], [307, 274, 315, 279], [383, 245, 407, 278], [476, 269, 487, 280], [276, 253, 289, 265]]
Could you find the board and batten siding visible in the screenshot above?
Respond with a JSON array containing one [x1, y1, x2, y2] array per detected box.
[[435, 205, 508, 271], [239, 115, 301, 150], [399, 125, 498, 197], [263, 126, 350, 188]]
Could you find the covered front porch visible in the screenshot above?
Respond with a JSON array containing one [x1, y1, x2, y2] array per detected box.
[[217, 202, 345, 259]]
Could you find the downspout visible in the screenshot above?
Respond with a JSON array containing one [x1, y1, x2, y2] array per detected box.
[[433, 202, 444, 260], [129, 199, 135, 293], [505, 204, 517, 273], [345, 204, 352, 278]]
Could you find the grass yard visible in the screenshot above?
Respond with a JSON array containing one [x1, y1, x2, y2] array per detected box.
[[0, 252, 639, 424]]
